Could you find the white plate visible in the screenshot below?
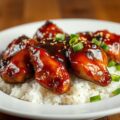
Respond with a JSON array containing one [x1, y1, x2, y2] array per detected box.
[[0, 19, 120, 120]]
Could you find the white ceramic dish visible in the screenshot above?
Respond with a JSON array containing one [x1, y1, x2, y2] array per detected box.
[[0, 19, 120, 120]]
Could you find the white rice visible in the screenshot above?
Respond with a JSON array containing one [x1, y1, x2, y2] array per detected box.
[[0, 66, 120, 105]]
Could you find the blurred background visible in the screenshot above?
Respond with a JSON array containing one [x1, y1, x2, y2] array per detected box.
[[0, 0, 120, 120], [0, 0, 120, 31]]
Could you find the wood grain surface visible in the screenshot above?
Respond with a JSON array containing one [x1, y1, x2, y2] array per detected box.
[[0, 0, 120, 120]]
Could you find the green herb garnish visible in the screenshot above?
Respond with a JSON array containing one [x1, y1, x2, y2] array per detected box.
[[108, 60, 116, 67], [70, 34, 79, 39], [101, 42, 109, 51], [92, 38, 109, 51], [111, 74, 120, 82], [116, 64, 120, 71], [69, 34, 79, 46], [55, 33, 65, 42], [72, 42, 84, 52], [90, 95, 101, 102], [92, 38, 101, 46], [112, 88, 120, 95]]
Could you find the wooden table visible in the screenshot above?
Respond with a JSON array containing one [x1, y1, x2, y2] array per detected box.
[[0, 0, 120, 120]]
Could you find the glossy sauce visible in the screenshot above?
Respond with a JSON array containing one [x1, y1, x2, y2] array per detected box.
[[93, 30, 120, 63], [29, 46, 70, 94], [68, 42, 111, 86]]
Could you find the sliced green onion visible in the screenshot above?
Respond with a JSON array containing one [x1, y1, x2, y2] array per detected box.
[[70, 34, 79, 39], [92, 38, 109, 51], [116, 64, 120, 71], [101, 42, 109, 51], [92, 38, 101, 46], [90, 95, 101, 102], [69, 38, 78, 46], [69, 34, 79, 46], [111, 74, 120, 82], [108, 60, 116, 67], [72, 42, 84, 52], [55, 33, 65, 42], [112, 88, 120, 95]]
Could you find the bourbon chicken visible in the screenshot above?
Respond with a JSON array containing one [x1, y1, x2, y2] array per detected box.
[[0, 21, 120, 94], [29, 46, 70, 94], [34, 21, 69, 66], [0, 49, 33, 83], [68, 42, 111, 86], [93, 30, 120, 64], [0, 36, 38, 83]]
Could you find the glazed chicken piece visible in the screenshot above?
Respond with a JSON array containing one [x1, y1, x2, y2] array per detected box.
[[29, 46, 70, 94], [34, 21, 69, 65], [68, 42, 111, 86], [0, 36, 38, 83], [2, 35, 29, 60], [2, 35, 39, 60], [93, 30, 120, 63], [34, 21, 64, 41], [0, 49, 32, 83]]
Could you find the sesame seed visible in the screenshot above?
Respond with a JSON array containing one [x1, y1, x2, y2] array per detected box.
[[50, 43, 54, 45], [106, 34, 110, 39], [58, 50, 61, 52]]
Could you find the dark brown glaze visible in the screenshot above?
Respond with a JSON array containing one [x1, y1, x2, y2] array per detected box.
[[77, 31, 93, 42], [2, 35, 39, 60], [0, 49, 33, 83], [68, 42, 111, 86], [34, 21, 69, 65], [93, 30, 120, 63], [0, 37, 38, 83], [34, 21, 69, 53], [2, 35, 29, 60], [29, 46, 70, 94], [34, 21, 64, 41]]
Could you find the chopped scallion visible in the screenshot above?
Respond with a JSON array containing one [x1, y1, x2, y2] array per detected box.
[[92, 38, 109, 51], [70, 34, 79, 39], [111, 74, 120, 82], [112, 88, 120, 95], [69, 34, 79, 46], [101, 42, 109, 51], [116, 64, 120, 71], [90, 95, 101, 102], [72, 42, 84, 52], [92, 38, 101, 46], [69, 38, 78, 46], [108, 60, 116, 67], [55, 34, 65, 42]]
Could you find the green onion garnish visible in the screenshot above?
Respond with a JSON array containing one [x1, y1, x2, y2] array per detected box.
[[90, 95, 101, 102], [92, 38, 109, 51], [72, 42, 84, 52], [116, 64, 120, 71], [55, 33, 65, 42], [108, 60, 116, 67], [70, 34, 79, 39], [69, 34, 79, 46], [92, 38, 101, 46], [111, 74, 120, 82], [112, 88, 120, 95], [101, 42, 109, 51]]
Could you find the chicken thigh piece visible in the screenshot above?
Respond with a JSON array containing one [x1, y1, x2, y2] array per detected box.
[[93, 30, 120, 63], [68, 42, 111, 86], [34, 21, 69, 65], [2, 35, 38, 60], [29, 46, 70, 94], [0, 49, 32, 83]]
